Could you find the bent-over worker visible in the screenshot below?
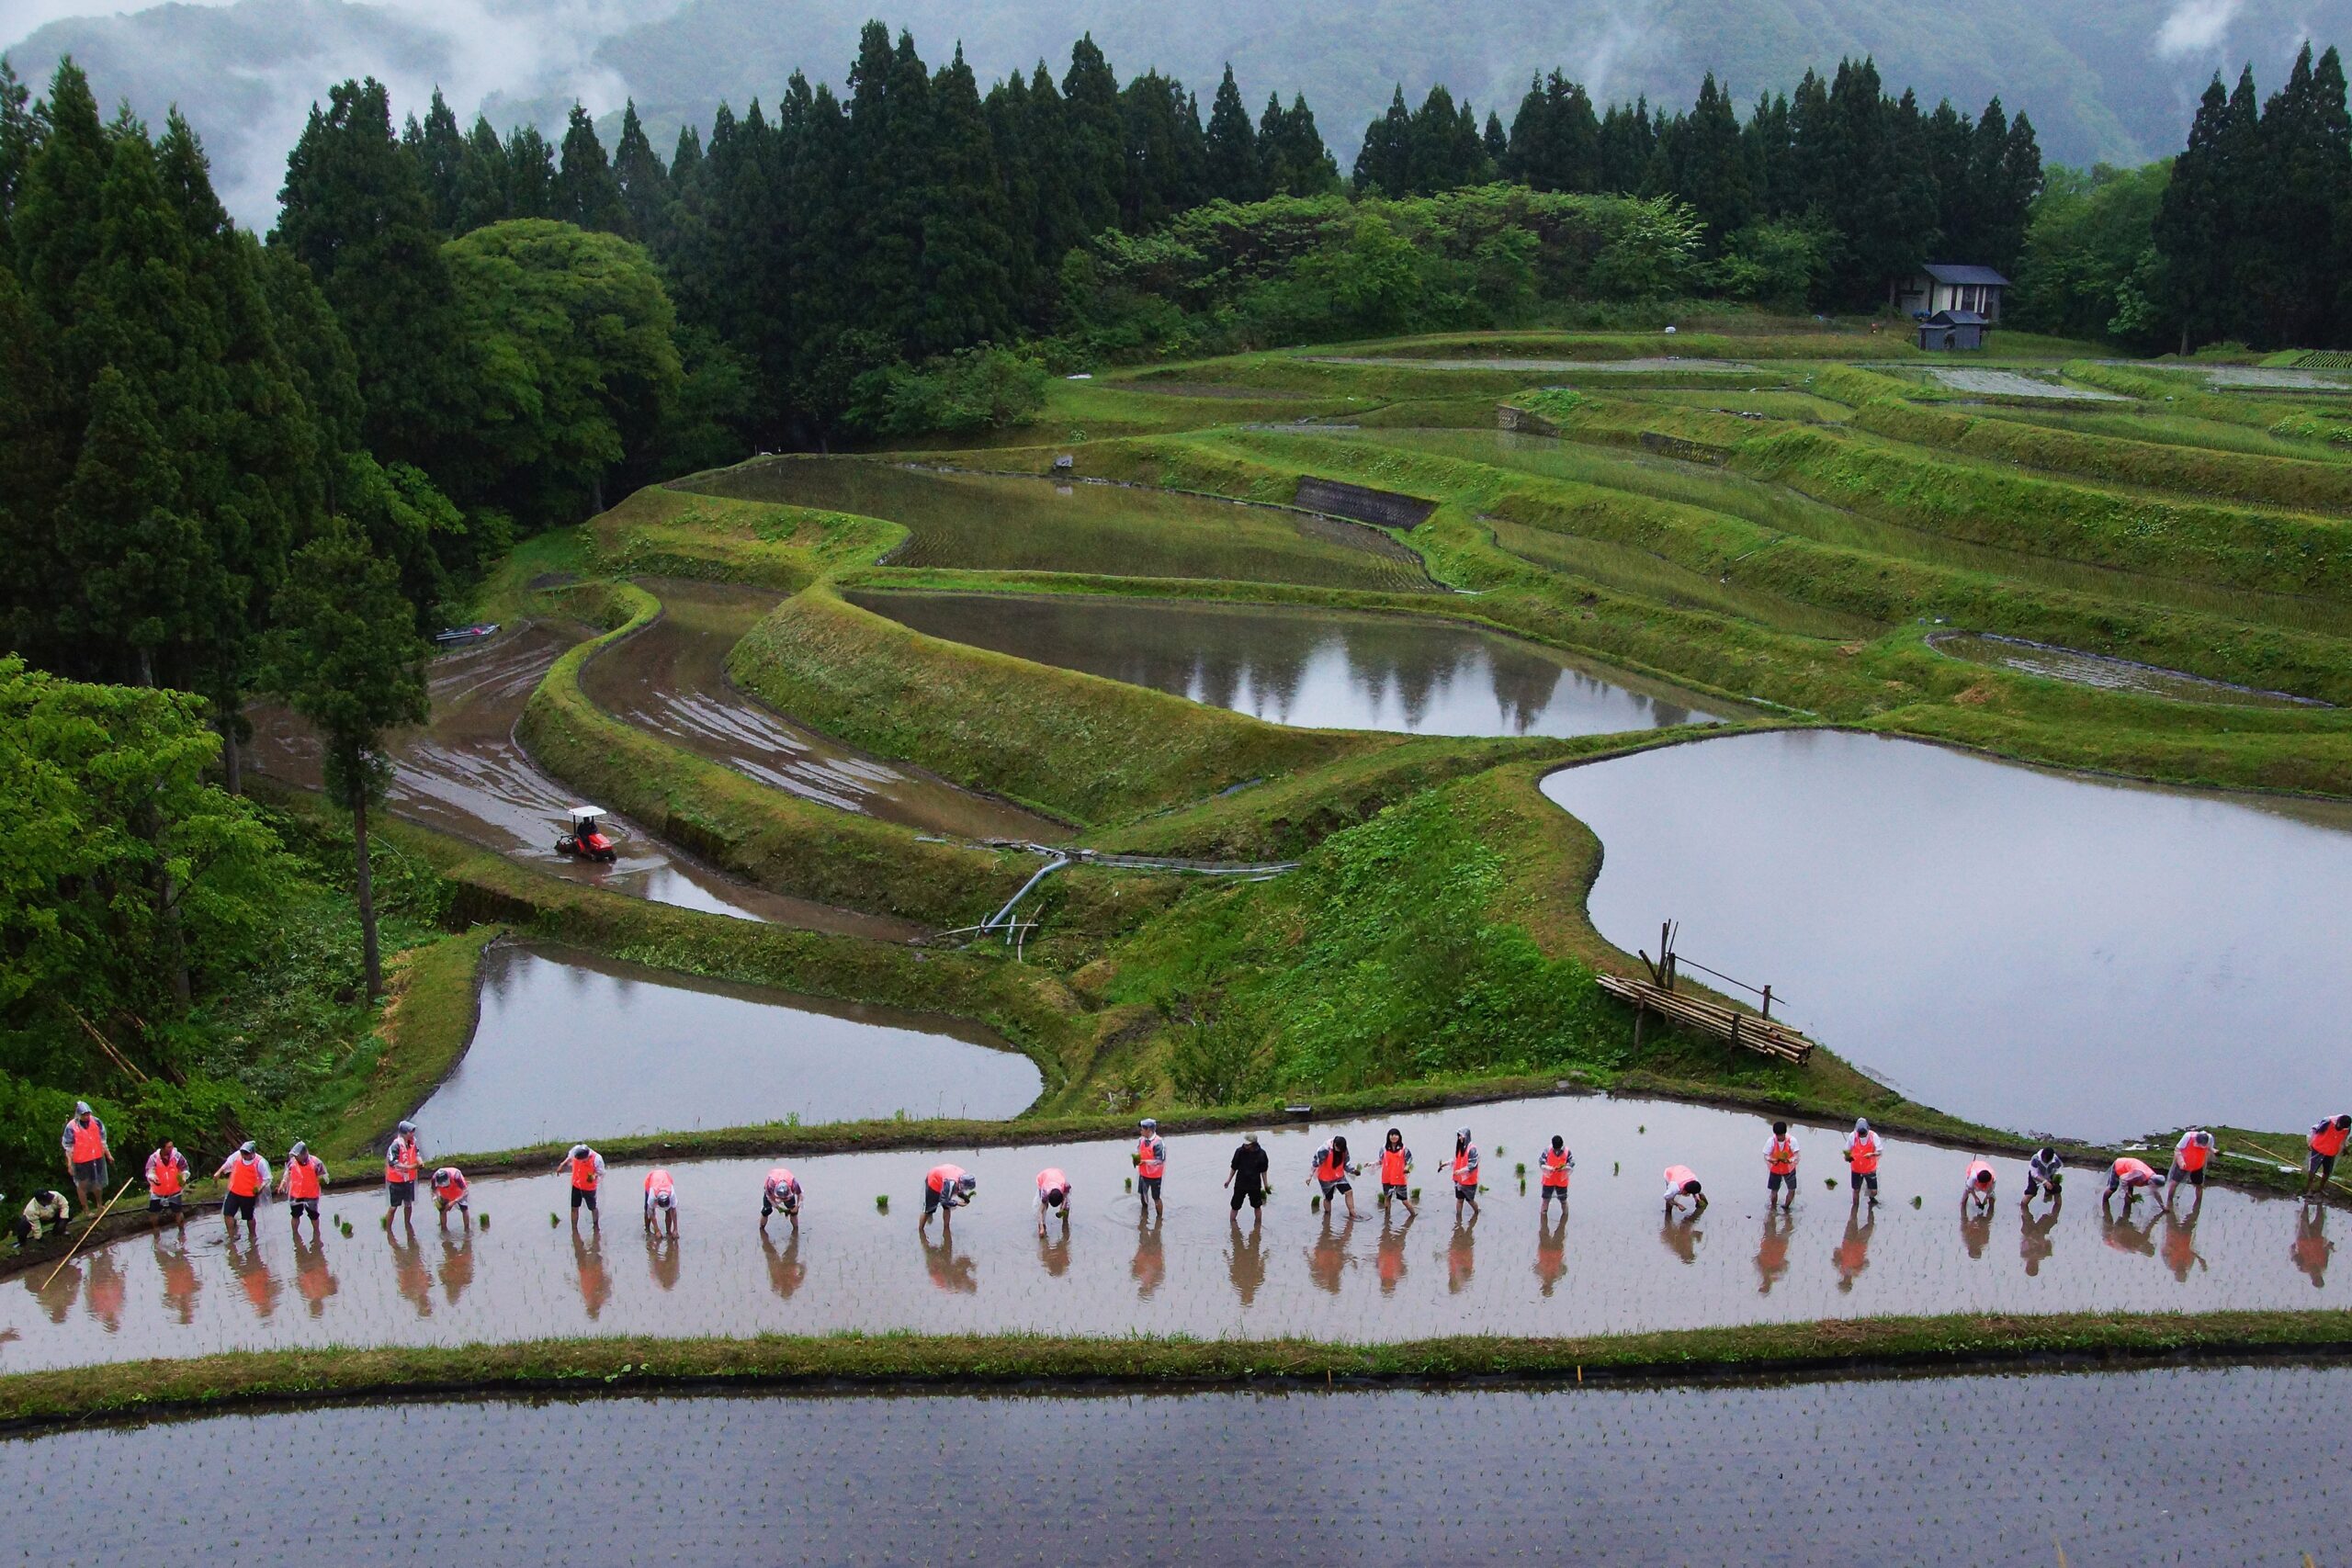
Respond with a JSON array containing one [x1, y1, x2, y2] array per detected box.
[[1663, 1165, 1707, 1217], [1035, 1167, 1073, 1235], [761, 1168, 802, 1232], [642, 1168, 679, 1235]]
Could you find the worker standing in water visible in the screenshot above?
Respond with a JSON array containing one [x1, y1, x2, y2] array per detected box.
[[922, 1164, 977, 1228], [61, 1102, 110, 1213], [1450, 1128, 1482, 1217], [277, 1142, 328, 1239], [642, 1168, 680, 1235], [384, 1120, 423, 1229], [2105, 1156, 2165, 1213], [1225, 1134, 1270, 1216], [1962, 1158, 1997, 1216], [430, 1167, 470, 1228], [144, 1140, 191, 1229], [2168, 1129, 2215, 1209], [2306, 1114, 2350, 1200], [1134, 1119, 1167, 1221], [1663, 1165, 1707, 1216], [1842, 1119, 1882, 1205], [1763, 1122, 1801, 1211], [2022, 1146, 2065, 1207], [1537, 1135, 1574, 1213], [561, 1144, 605, 1232], [761, 1168, 802, 1233], [1035, 1167, 1073, 1236], [1376, 1128, 1415, 1216], [1309, 1135, 1360, 1220], [216, 1142, 271, 1240]]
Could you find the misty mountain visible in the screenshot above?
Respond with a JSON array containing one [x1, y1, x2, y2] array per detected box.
[[7, 0, 2340, 226]]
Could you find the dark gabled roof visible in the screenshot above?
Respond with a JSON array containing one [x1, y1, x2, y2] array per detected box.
[[1923, 263, 2011, 287], [1926, 310, 1988, 325]]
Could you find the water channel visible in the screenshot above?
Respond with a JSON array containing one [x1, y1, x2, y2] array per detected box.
[[854, 592, 1729, 736], [410, 942, 1041, 1153], [3, 1093, 2338, 1371], [1542, 729, 2352, 1138], [5, 1364, 2335, 1560]]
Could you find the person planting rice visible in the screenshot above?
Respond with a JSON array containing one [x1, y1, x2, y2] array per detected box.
[[1134, 1119, 1167, 1221], [2306, 1114, 2350, 1200], [143, 1141, 190, 1227], [1842, 1118, 1882, 1205], [384, 1121, 423, 1228], [1537, 1135, 1574, 1213], [13, 1190, 70, 1246], [1450, 1127, 1482, 1216], [1225, 1133, 1270, 1215], [761, 1168, 802, 1232], [2168, 1129, 2215, 1206], [1962, 1158, 1996, 1215], [1763, 1122, 1801, 1210], [643, 1168, 680, 1235], [922, 1164, 976, 1228], [2105, 1156, 2165, 1211], [561, 1144, 606, 1231], [1663, 1165, 1707, 1216], [277, 1143, 327, 1238], [1035, 1167, 1073, 1235], [216, 1142, 270, 1240], [1375, 1128, 1415, 1215], [2022, 1146, 2065, 1207], [431, 1167, 470, 1227], [1310, 1135, 1359, 1219]]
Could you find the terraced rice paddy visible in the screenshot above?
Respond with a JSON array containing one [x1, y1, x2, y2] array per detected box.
[[1928, 631, 2328, 707], [1918, 367, 2126, 400], [684, 459, 1435, 591], [411, 942, 1040, 1153], [854, 591, 1728, 736], [1544, 730, 2352, 1138], [2, 1094, 2337, 1371], [6, 1365, 2339, 1561]]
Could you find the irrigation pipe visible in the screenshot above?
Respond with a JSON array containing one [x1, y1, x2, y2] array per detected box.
[[982, 855, 1069, 934], [40, 1177, 135, 1292]]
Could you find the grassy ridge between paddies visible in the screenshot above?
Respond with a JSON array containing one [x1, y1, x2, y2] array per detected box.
[[725, 584, 1385, 827], [1849, 398, 2352, 513], [6, 1314, 2350, 1427], [586, 482, 905, 589], [2066, 362, 2352, 448], [513, 578, 1027, 928]]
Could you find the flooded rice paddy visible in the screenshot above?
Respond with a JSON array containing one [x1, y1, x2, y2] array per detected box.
[[1543, 730, 2352, 1138], [1305, 355, 1762, 374], [683, 459, 1434, 592], [1929, 630, 2329, 707], [412, 942, 1040, 1153], [246, 626, 912, 938], [3, 1093, 2342, 1372], [1918, 367, 2128, 400], [854, 592, 1727, 736], [6, 1363, 2339, 1562], [579, 578, 1060, 841]]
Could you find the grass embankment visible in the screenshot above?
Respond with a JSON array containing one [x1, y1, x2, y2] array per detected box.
[[514, 578, 1026, 928], [726, 585, 1382, 827], [9, 1313, 2348, 1427], [589, 483, 903, 588], [306, 923, 501, 1162]]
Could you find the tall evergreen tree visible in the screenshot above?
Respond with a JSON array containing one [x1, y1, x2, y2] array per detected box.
[[1353, 86, 1413, 194], [1674, 73, 1752, 244], [1261, 93, 1338, 196], [612, 101, 672, 247], [918, 46, 1018, 353], [2155, 75, 2231, 354], [503, 123, 556, 218], [452, 114, 510, 231], [556, 103, 629, 234], [1204, 64, 1263, 203], [0, 59, 35, 250], [407, 89, 466, 231], [1060, 36, 1125, 237]]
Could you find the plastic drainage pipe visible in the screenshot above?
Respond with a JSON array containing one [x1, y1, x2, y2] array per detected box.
[[984, 854, 1070, 933]]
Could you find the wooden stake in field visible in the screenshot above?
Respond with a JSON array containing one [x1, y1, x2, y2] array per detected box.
[[40, 1177, 135, 1292]]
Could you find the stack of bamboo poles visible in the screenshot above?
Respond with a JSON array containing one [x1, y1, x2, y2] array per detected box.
[[1598, 972, 1816, 1065]]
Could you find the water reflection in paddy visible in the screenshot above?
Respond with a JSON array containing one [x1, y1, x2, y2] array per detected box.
[[1543, 729, 2352, 1139], [855, 592, 1727, 736], [6, 1366, 2336, 1560], [412, 943, 1042, 1153], [3, 1094, 2338, 1372]]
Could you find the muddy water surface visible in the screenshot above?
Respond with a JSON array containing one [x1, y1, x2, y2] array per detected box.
[[4, 1094, 2340, 1372], [413, 943, 1040, 1152], [856, 592, 1727, 736], [6, 1365, 2337, 1560], [579, 578, 1060, 841], [245, 626, 914, 939], [1544, 729, 2352, 1138]]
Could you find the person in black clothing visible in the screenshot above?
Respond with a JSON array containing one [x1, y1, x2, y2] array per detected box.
[[1226, 1133, 1271, 1214]]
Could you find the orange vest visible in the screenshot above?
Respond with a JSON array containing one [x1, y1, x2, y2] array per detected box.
[[433, 1170, 468, 1202], [1964, 1159, 1995, 1190], [1540, 1149, 1571, 1189], [385, 1137, 420, 1185], [286, 1157, 322, 1201], [2313, 1123, 2348, 1158], [1767, 1138, 1798, 1175], [643, 1169, 674, 1201], [2114, 1156, 2157, 1185], [2177, 1138, 2211, 1172], [927, 1164, 965, 1194], [225, 1155, 265, 1198], [1848, 1135, 1881, 1175], [1136, 1138, 1165, 1179], [1379, 1147, 1408, 1186], [69, 1117, 106, 1162], [146, 1152, 185, 1197], [1315, 1147, 1347, 1182], [570, 1154, 601, 1190], [1453, 1148, 1477, 1188]]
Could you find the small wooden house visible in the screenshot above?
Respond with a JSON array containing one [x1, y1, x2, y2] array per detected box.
[[1917, 309, 1988, 351], [1889, 263, 2009, 322]]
